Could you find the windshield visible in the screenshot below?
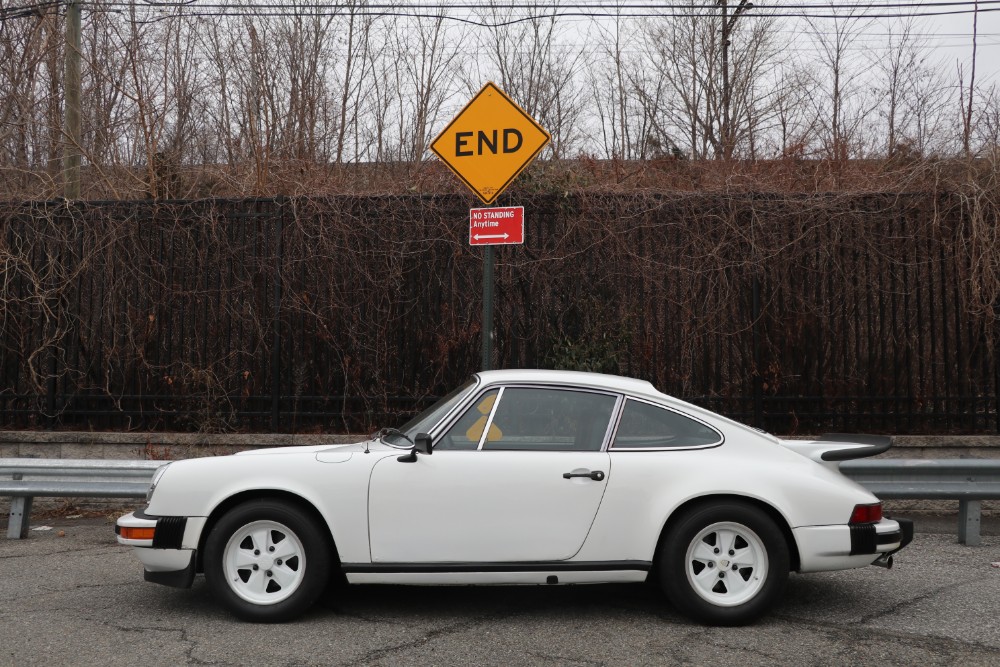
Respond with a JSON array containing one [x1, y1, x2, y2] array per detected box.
[[378, 378, 478, 447]]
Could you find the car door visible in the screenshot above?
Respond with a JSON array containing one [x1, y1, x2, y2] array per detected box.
[[368, 386, 620, 563]]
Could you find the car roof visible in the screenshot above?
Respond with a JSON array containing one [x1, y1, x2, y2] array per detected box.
[[473, 369, 777, 445], [474, 369, 659, 397]]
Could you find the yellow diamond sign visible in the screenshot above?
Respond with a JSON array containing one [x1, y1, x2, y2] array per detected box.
[[431, 82, 550, 205]]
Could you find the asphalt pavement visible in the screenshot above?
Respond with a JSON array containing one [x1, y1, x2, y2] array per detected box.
[[1, 515, 999, 667]]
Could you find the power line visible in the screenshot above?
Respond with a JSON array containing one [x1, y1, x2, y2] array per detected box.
[[84, 1, 1000, 9], [63, 2, 1000, 30], [81, 0, 1000, 18], [5, 0, 1000, 23], [6, 0, 999, 32]]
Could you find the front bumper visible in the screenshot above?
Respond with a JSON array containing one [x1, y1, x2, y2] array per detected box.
[[115, 510, 204, 588]]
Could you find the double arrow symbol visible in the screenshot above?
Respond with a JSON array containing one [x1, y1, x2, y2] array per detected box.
[[473, 233, 510, 241]]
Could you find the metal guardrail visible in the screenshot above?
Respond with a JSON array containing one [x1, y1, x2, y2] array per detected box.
[[3, 457, 998, 545], [0, 458, 164, 539], [841, 459, 1000, 546]]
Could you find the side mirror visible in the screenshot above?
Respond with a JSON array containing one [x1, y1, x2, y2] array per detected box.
[[398, 433, 433, 462]]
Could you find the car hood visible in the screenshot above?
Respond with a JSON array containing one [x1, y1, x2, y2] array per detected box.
[[233, 441, 368, 456]]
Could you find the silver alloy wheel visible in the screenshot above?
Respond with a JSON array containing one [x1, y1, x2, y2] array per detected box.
[[684, 520, 768, 607], [222, 520, 307, 606]]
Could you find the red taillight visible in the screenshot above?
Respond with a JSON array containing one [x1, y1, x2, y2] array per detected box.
[[850, 503, 882, 524]]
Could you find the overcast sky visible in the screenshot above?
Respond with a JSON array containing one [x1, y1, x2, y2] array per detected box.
[[100, 1, 1000, 84]]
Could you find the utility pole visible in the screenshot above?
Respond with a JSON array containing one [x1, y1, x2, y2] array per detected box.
[[64, 1, 82, 199], [963, 0, 979, 157], [719, 0, 752, 160], [719, 2, 759, 425]]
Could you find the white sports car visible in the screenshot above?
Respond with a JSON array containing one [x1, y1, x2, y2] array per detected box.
[[116, 370, 912, 625]]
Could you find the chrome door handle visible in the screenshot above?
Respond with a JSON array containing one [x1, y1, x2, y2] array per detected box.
[[563, 470, 605, 481]]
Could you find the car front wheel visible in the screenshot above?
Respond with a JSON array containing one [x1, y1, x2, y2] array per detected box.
[[204, 499, 331, 622], [659, 502, 789, 625]]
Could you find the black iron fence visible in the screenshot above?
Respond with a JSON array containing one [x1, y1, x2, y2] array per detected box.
[[0, 193, 997, 434]]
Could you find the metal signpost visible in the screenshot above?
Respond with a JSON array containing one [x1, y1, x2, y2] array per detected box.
[[431, 83, 549, 370]]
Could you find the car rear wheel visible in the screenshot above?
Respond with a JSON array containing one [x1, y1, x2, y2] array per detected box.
[[204, 499, 331, 622], [659, 502, 789, 625]]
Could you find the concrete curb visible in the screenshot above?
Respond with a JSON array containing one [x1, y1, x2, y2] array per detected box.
[[0, 430, 363, 460]]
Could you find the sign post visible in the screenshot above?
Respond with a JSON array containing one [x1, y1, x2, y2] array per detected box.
[[430, 82, 549, 370], [482, 245, 494, 370], [468, 206, 524, 370]]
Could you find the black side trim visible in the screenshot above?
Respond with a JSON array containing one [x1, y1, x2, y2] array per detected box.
[[341, 560, 652, 574], [144, 554, 196, 589], [152, 516, 187, 549], [850, 523, 877, 555], [818, 434, 892, 461]]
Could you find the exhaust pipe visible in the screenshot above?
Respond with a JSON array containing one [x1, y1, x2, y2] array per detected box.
[[871, 554, 893, 569]]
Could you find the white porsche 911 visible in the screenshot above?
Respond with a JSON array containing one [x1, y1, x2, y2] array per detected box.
[[116, 369, 912, 625]]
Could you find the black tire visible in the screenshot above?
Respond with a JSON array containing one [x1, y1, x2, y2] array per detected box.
[[659, 502, 789, 626], [203, 498, 332, 622]]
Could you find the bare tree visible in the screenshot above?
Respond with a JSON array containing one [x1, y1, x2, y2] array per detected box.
[[333, 3, 376, 164], [765, 61, 820, 158], [804, 3, 874, 161], [588, 13, 655, 160], [359, 17, 400, 163], [975, 84, 1000, 152], [393, 11, 463, 164], [878, 17, 917, 157], [467, 2, 586, 159], [0, 6, 62, 193], [643, 2, 781, 160], [2, 0, 999, 199], [866, 16, 952, 158], [273, 4, 337, 163]]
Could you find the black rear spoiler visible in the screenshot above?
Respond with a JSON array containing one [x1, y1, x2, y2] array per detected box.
[[815, 434, 892, 461]]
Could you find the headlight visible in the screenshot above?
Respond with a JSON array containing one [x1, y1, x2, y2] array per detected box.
[[146, 463, 171, 503]]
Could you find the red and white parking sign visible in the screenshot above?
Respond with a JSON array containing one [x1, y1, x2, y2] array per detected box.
[[469, 206, 524, 246]]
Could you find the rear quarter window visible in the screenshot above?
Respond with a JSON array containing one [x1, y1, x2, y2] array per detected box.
[[611, 399, 721, 449]]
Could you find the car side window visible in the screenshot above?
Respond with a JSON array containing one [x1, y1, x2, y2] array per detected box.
[[481, 387, 617, 451], [437, 389, 500, 450], [611, 399, 721, 449]]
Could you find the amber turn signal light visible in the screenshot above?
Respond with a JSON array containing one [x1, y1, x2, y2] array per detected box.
[[119, 526, 156, 540]]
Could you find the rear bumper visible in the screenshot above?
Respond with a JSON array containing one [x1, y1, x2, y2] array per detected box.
[[794, 517, 912, 573], [849, 517, 912, 555], [876, 517, 914, 563]]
